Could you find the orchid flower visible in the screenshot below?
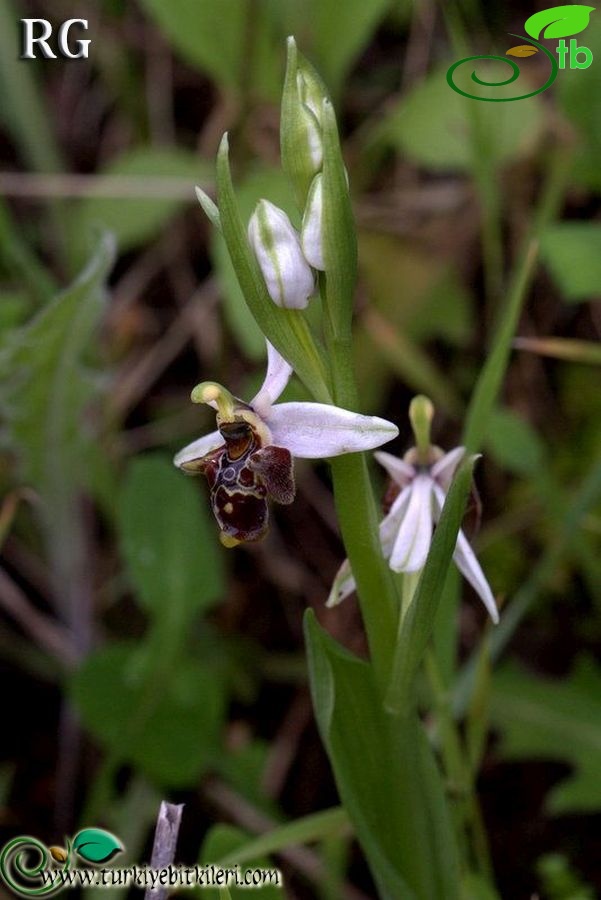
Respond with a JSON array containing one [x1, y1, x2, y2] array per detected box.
[[174, 343, 399, 547], [328, 397, 499, 623]]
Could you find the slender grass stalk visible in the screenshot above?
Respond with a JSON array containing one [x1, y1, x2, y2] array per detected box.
[[463, 144, 573, 453], [216, 807, 350, 867], [454, 458, 601, 716], [425, 650, 494, 884]]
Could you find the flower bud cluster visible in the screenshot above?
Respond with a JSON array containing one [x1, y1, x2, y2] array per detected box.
[[247, 37, 347, 310]]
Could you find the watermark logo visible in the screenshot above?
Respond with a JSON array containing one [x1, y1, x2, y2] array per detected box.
[[20, 18, 91, 59], [0, 828, 122, 896], [0, 829, 282, 896], [447, 4, 595, 101]]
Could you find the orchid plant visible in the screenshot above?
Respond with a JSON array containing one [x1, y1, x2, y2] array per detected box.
[[171, 35, 544, 900]]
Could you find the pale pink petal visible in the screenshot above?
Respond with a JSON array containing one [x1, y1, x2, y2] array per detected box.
[[326, 558, 356, 607], [252, 341, 293, 417], [267, 403, 398, 458], [379, 485, 412, 558], [374, 451, 414, 487], [431, 446, 465, 489], [389, 475, 433, 573], [431, 484, 499, 623], [453, 530, 499, 623], [173, 430, 223, 469]]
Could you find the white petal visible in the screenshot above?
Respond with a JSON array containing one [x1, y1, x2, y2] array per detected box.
[[431, 484, 499, 624], [379, 485, 412, 558], [173, 430, 223, 468], [267, 402, 399, 458], [326, 558, 356, 607], [453, 530, 499, 623], [431, 446, 466, 489], [389, 475, 433, 572], [374, 451, 414, 487], [252, 341, 293, 417], [248, 200, 315, 309]]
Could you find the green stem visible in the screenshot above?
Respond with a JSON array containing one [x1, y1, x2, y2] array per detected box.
[[323, 315, 399, 694]]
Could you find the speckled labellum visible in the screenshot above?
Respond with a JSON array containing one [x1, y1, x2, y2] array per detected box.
[[182, 411, 295, 547]]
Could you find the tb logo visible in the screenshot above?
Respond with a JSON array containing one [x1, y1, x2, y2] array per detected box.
[[20, 18, 91, 59]]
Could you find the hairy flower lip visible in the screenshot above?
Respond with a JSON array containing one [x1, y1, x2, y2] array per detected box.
[[327, 445, 499, 624], [174, 342, 399, 469]]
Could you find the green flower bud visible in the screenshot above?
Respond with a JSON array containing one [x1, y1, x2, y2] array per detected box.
[[248, 199, 315, 309], [281, 36, 329, 209]]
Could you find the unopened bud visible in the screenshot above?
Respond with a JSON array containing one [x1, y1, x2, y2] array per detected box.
[[281, 37, 329, 209], [301, 174, 325, 271], [248, 200, 315, 309]]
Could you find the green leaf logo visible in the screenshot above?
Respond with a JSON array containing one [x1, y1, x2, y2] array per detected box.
[[72, 829, 123, 864], [524, 5, 595, 40]]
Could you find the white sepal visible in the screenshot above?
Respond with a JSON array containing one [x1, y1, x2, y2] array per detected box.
[[267, 402, 399, 458], [301, 174, 325, 270], [248, 200, 315, 309]]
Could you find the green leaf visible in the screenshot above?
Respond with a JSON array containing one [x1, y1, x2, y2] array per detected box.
[[0, 0, 63, 173], [71, 643, 225, 787], [386, 456, 478, 714], [485, 407, 546, 476], [460, 872, 501, 900], [118, 455, 224, 619], [311, 0, 396, 96], [0, 233, 115, 493], [138, 0, 246, 89], [321, 99, 358, 339], [304, 612, 460, 900], [138, 0, 280, 98], [491, 656, 601, 814], [201, 825, 283, 898], [216, 136, 330, 402], [72, 829, 123, 864], [524, 5, 595, 40], [540, 223, 601, 303], [0, 293, 29, 333], [381, 65, 546, 171], [72, 148, 210, 256]]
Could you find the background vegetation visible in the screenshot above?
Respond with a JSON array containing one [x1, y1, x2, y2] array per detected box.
[[0, 0, 599, 896]]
